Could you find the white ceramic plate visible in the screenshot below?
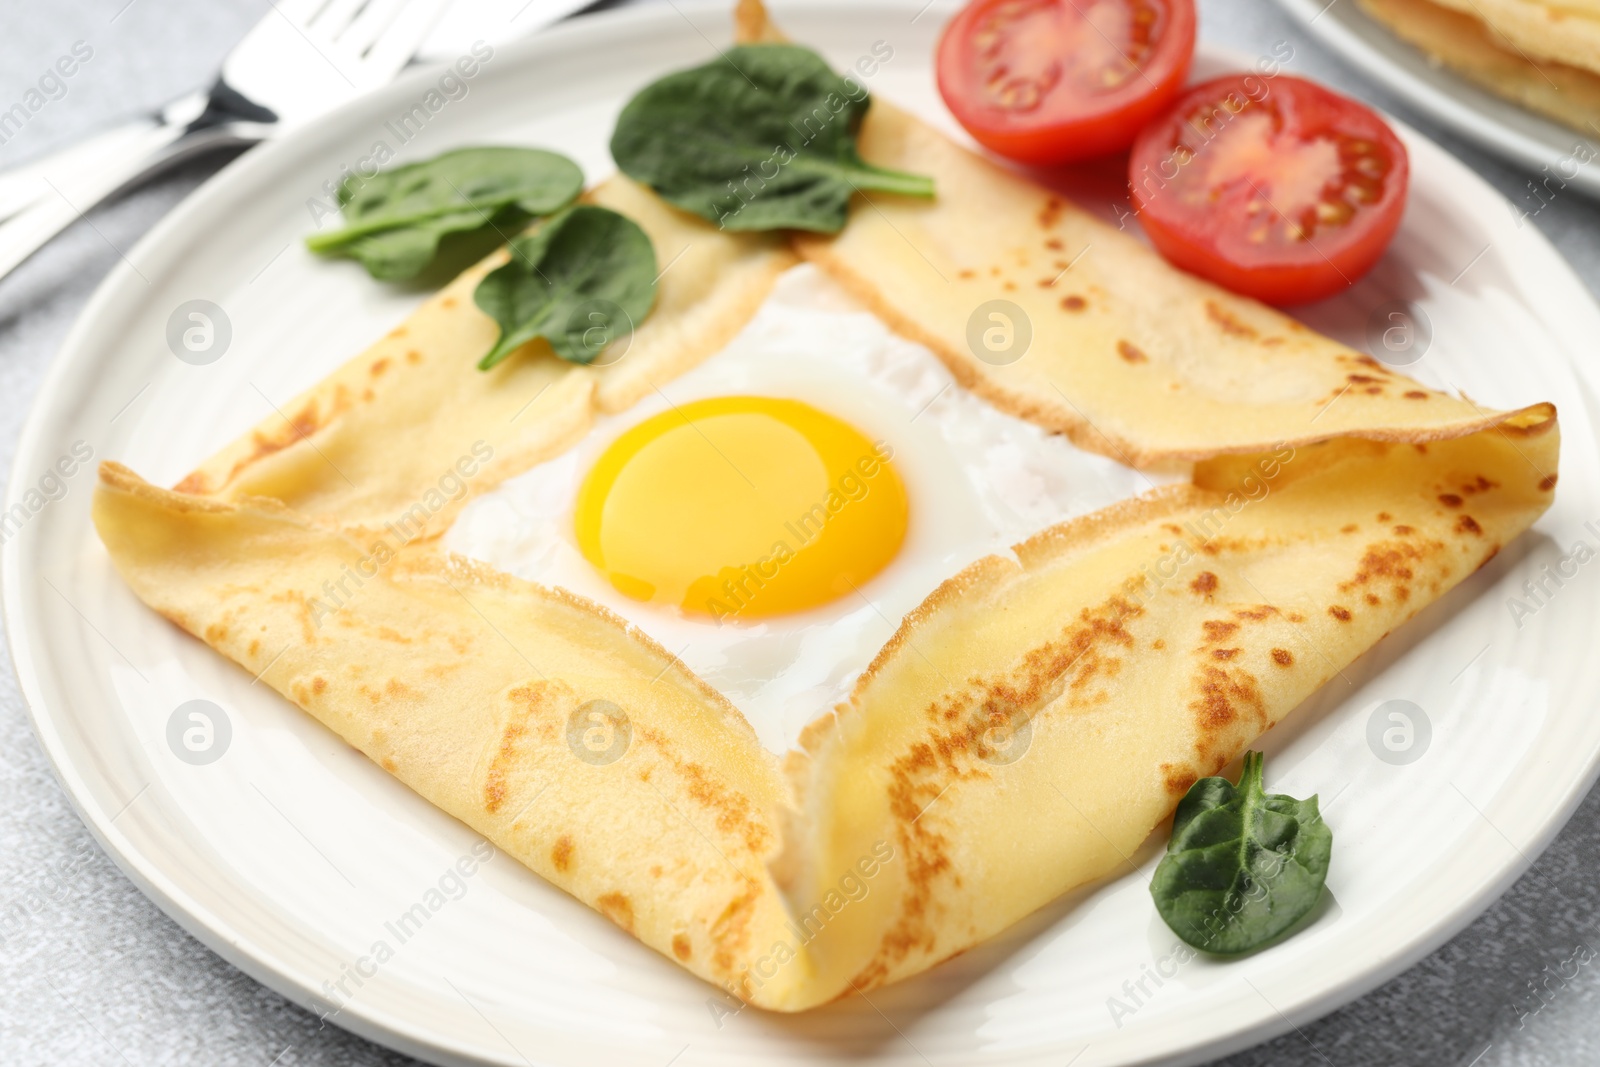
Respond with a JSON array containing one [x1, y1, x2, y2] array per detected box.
[[1274, 0, 1600, 200], [8, 3, 1600, 1065]]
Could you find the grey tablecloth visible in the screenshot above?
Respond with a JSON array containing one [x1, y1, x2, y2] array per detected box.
[[3, 1, 1598, 1064]]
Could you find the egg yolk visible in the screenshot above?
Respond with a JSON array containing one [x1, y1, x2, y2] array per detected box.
[[574, 396, 908, 621]]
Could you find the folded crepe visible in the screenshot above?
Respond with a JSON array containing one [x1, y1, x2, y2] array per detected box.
[[94, 415, 1557, 1007], [1360, 0, 1600, 136], [92, 0, 1562, 1012], [1426, 0, 1600, 78], [788, 94, 1526, 467], [175, 175, 796, 536]]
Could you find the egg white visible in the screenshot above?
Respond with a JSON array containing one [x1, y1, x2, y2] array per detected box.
[[446, 265, 1183, 750]]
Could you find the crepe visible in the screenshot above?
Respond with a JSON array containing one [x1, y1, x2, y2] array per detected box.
[[784, 416, 1555, 995], [175, 175, 796, 536], [1362, 0, 1600, 135], [94, 462, 813, 1005], [92, 0, 1563, 1013], [95, 408, 1557, 1008], [789, 101, 1530, 466], [1429, 0, 1600, 77]]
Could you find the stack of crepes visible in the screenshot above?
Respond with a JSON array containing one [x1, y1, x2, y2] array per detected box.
[[93, 0, 1559, 1012], [1360, 0, 1600, 135]]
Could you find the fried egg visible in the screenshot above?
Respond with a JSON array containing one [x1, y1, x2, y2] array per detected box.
[[573, 394, 910, 620], [446, 264, 1181, 749]]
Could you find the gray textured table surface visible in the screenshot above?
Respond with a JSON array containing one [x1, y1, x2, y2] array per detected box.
[[3, 1, 1598, 1064]]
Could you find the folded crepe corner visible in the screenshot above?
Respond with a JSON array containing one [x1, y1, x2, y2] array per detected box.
[[95, 457, 823, 1008], [173, 174, 795, 539], [91, 0, 1563, 1013]]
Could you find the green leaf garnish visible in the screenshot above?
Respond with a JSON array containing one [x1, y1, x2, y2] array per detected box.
[[1150, 751, 1333, 955], [473, 205, 658, 370], [610, 43, 934, 233], [306, 147, 584, 280]]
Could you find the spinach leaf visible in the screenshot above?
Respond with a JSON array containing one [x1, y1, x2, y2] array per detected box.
[[610, 44, 934, 233], [1150, 751, 1333, 955], [306, 147, 584, 280], [473, 205, 657, 369], [330, 208, 522, 281]]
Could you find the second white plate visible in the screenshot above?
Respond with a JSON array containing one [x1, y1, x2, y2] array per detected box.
[[1275, 0, 1600, 200]]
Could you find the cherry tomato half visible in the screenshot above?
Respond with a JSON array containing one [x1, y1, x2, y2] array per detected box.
[[936, 0, 1197, 166], [1128, 73, 1410, 305]]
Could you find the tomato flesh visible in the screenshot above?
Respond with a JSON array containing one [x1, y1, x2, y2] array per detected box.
[[1129, 74, 1409, 305], [937, 0, 1196, 165]]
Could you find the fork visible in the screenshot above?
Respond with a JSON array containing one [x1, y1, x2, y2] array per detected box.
[[0, 0, 453, 282]]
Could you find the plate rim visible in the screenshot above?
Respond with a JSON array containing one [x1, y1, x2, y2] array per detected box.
[[7, 3, 1600, 1065]]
